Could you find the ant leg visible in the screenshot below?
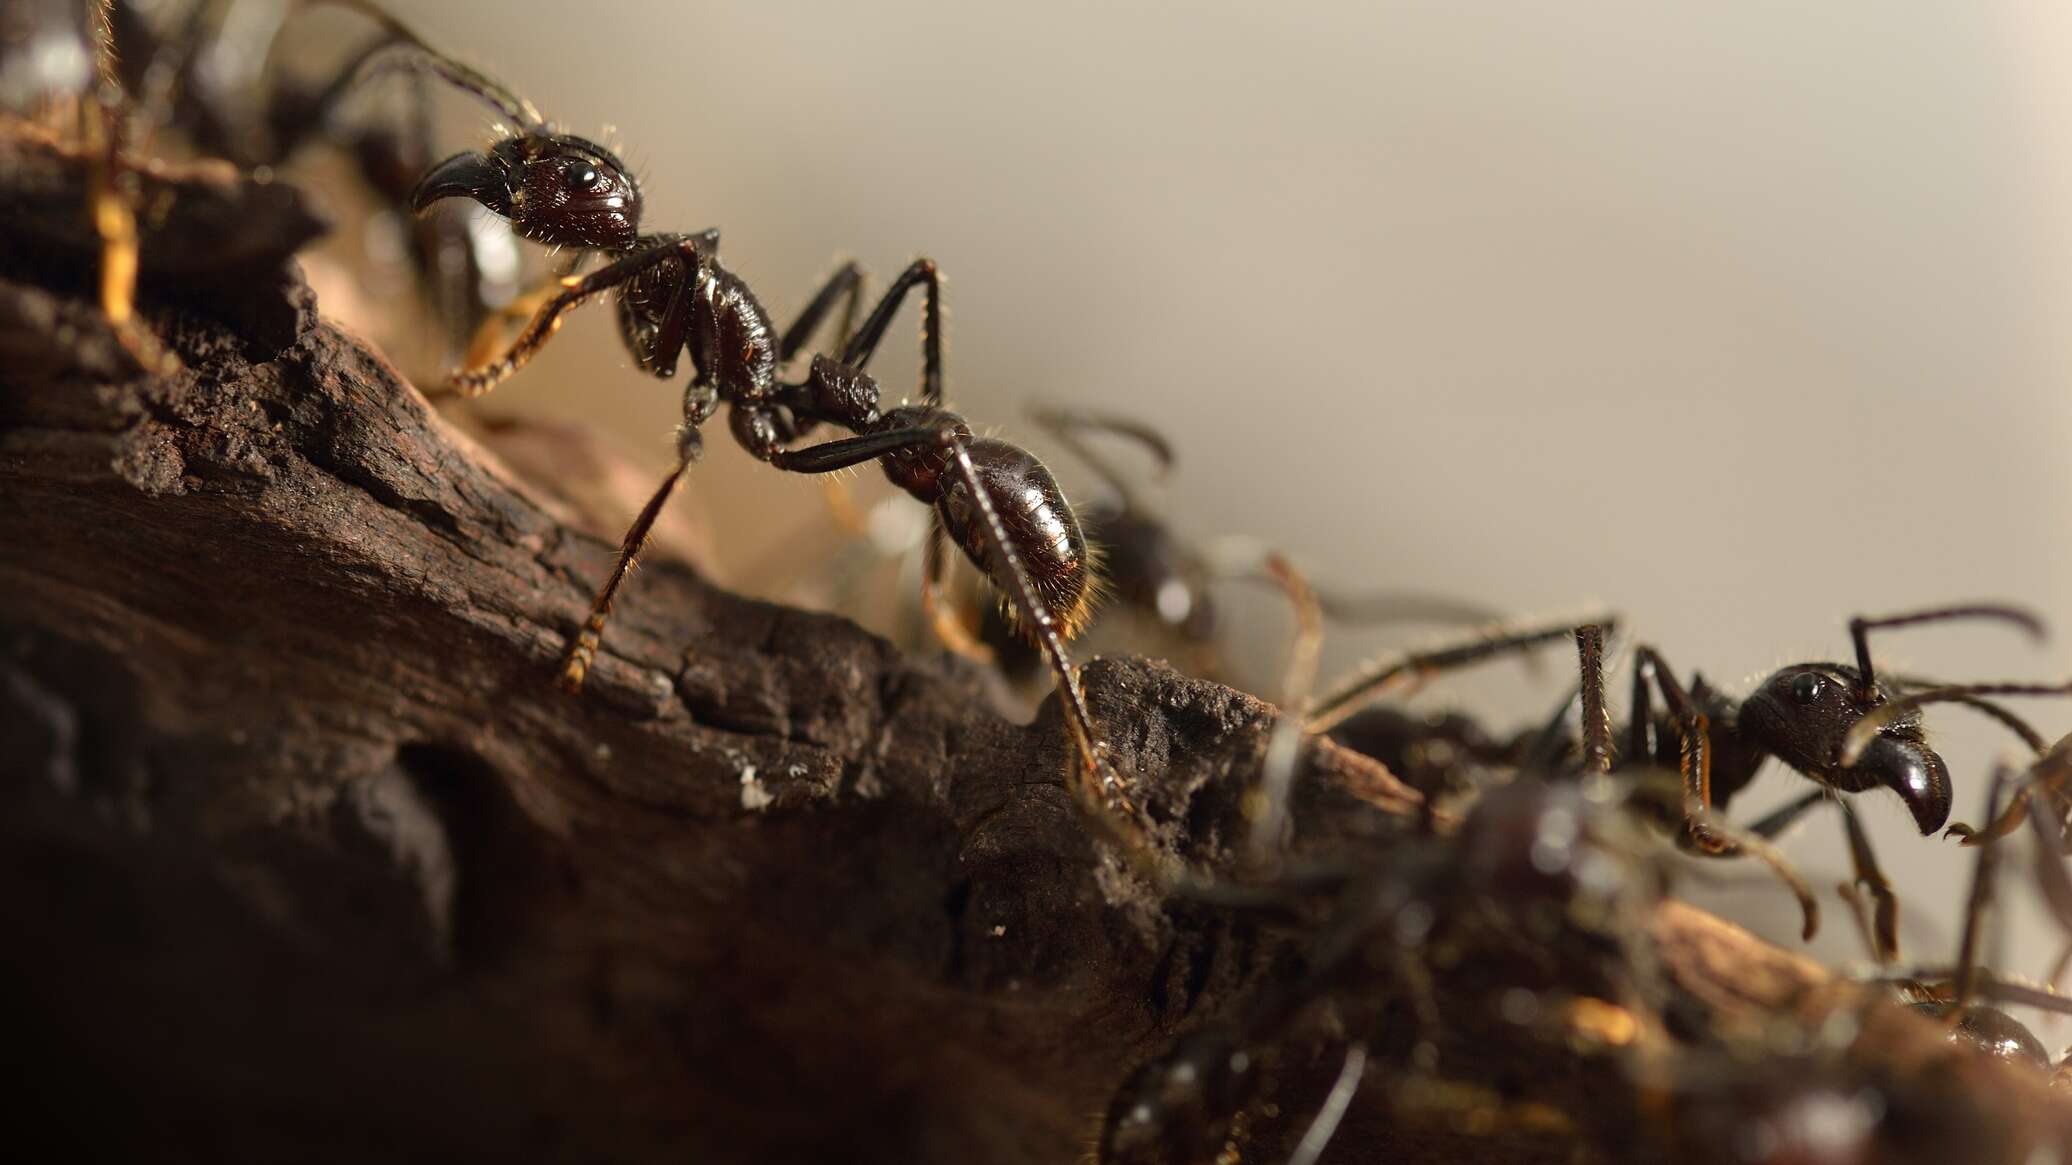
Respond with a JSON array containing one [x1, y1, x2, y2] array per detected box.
[[1947, 766, 2016, 1015], [80, 12, 178, 375], [2025, 792, 2072, 938], [837, 258, 943, 402], [919, 513, 994, 663], [1246, 553, 1323, 861], [747, 424, 1135, 820], [451, 235, 711, 397], [1287, 1042, 1369, 1165], [557, 422, 707, 692], [1305, 614, 1614, 735], [1846, 603, 2044, 698], [1746, 788, 1826, 841], [1636, 646, 1726, 853], [1575, 624, 1612, 776], [1837, 801, 1900, 965], [779, 261, 866, 362], [938, 435, 1136, 823], [1626, 649, 1656, 769]]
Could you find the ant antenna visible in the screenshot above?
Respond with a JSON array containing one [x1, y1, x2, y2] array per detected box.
[[1838, 681, 2072, 767], [277, 0, 546, 132], [1028, 406, 1173, 513], [1847, 603, 2045, 699]]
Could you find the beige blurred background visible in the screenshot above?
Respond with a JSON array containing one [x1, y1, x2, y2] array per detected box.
[[310, 3, 2072, 995]]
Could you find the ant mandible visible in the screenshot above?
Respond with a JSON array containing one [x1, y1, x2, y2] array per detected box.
[[372, 21, 1128, 814]]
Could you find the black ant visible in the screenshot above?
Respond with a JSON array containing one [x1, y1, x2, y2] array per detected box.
[[1546, 605, 2063, 955], [390, 27, 1129, 815]]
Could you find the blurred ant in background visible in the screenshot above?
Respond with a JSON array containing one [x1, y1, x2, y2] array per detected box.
[[961, 407, 1508, 692], [0, 0, 523, 370]]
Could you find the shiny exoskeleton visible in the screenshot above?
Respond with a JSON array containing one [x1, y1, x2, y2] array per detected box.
[[1581, 605, 2065, 960], [398, 39, 1122, 807]]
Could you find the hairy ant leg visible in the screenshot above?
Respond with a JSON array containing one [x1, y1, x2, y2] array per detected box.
[[446, 232, 718, 397], [833, 257, 943, 401], [1575, 624, 1612, 776], [1306, 616, 1604, 735], [778, 260, 867, 365], [1837, 801, 1901, 965], [556, 384, 717, 690]]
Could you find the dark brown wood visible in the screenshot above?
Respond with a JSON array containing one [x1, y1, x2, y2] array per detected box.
[[3, 129, 2069, 1165]]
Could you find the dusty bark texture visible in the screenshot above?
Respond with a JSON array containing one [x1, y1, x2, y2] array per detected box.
[[3, 132, 2069, 1164]]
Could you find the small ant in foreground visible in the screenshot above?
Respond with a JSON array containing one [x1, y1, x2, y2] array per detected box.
[[382, 23, 1127, 813]]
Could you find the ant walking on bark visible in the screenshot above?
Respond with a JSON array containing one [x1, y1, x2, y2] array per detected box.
[[360, 17, 1131, 817]]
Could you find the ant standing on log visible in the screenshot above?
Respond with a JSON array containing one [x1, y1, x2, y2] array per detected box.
[[362, 18, 1133, 818]]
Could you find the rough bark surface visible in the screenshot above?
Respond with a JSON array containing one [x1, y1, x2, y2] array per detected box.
[[3, 132, 2068, 1164]]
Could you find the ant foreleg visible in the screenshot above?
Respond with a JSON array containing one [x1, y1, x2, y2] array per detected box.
[[450, 234, 712, 397], [836, 258, 943, 402]]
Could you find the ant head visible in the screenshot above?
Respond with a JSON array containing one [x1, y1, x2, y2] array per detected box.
[[414, 133, 643, 251], [1741, 665, 1951, 834]]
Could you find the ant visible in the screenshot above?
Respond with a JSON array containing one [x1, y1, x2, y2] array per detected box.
[[1544, 605, 2063, 956], [391, 27, 1130, 816]]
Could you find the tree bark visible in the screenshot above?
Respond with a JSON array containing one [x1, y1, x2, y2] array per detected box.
[[3, 128, 2067, 1164]]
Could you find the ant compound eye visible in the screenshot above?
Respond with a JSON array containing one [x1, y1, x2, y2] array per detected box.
[[562, 159, 603, 192], [1790, 672, 1826, 705]]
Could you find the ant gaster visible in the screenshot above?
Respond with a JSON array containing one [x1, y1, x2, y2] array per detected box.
[[393, 33, 1127, 812]]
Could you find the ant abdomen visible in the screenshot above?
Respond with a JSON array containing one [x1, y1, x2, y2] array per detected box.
[[936, 438, 1098, 642]]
